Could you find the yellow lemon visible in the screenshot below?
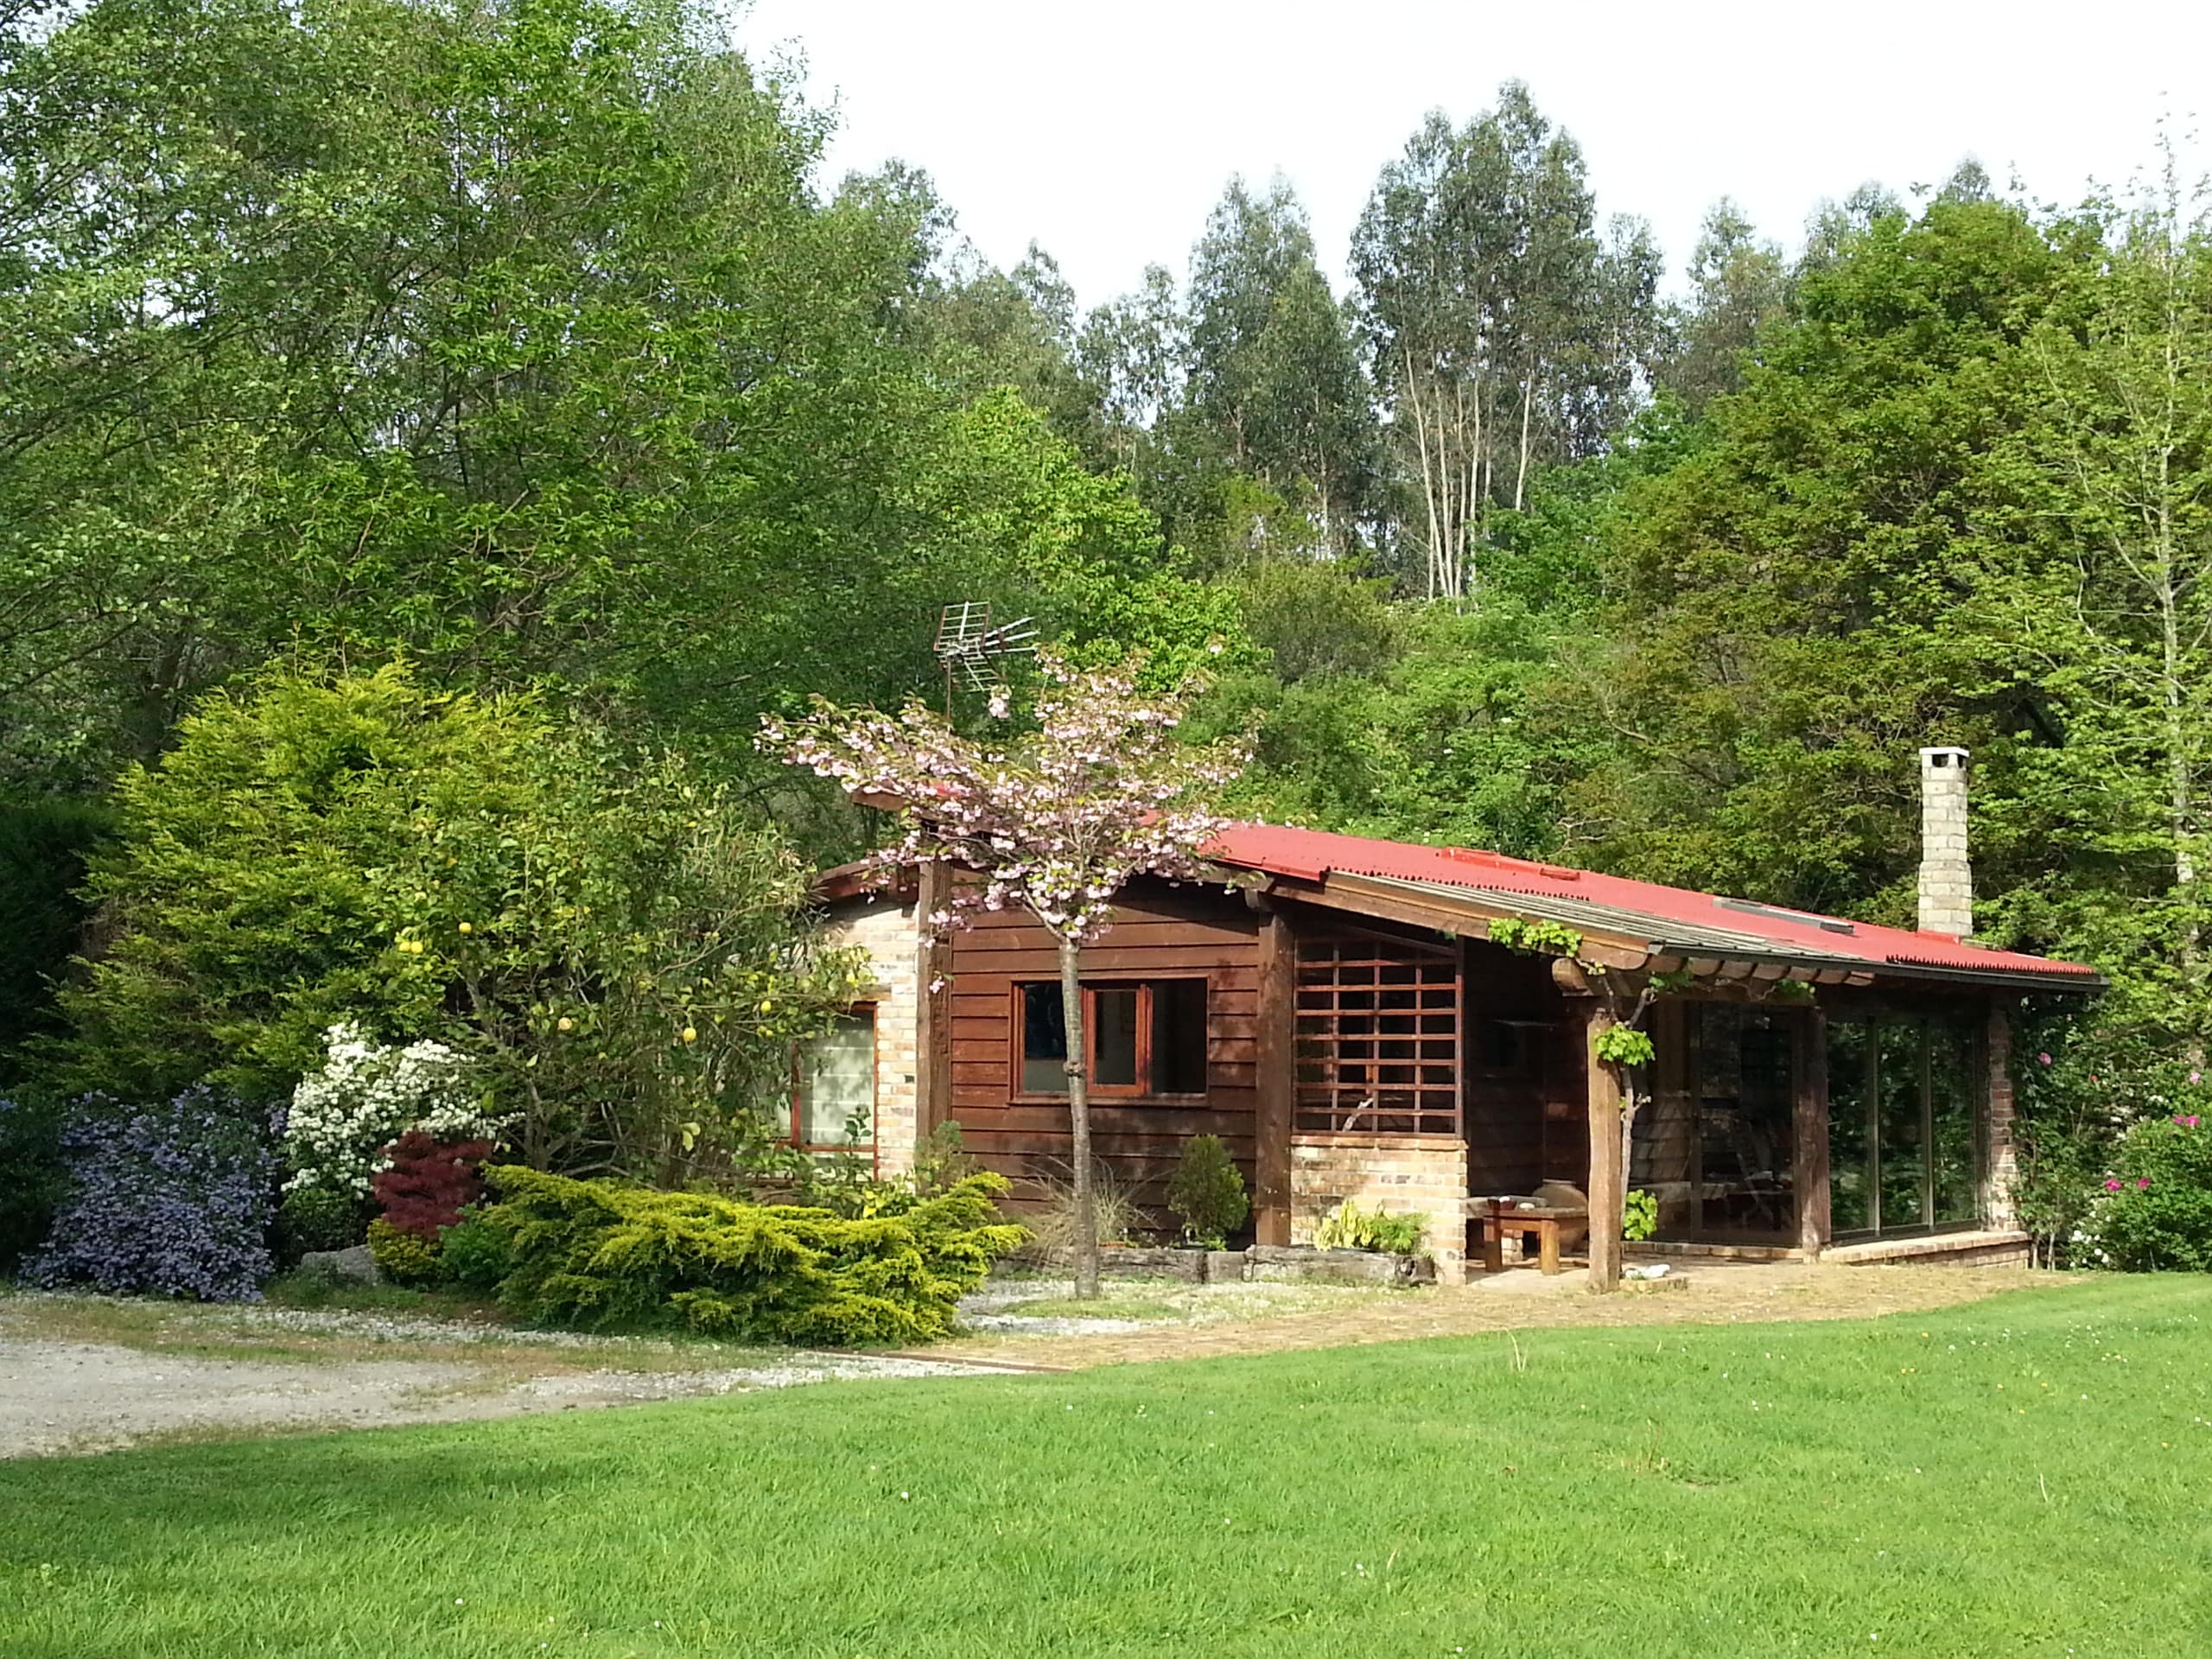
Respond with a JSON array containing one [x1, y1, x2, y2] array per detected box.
[[458, 922, 473, 935], [556, 1016, 574, 1033], [682, 1027, 698, 1044]]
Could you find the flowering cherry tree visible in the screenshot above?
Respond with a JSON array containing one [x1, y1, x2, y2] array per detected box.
[[761, 654, 1249, 1297]]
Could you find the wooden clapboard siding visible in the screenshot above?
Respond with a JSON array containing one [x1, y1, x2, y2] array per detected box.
[[942, 876, 1262, 1219]]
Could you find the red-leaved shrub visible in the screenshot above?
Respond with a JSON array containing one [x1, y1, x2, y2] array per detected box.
[[372, 1131, 494, 1239]]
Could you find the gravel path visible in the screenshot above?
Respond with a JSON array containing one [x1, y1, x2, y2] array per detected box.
[[0, 1300, 1007, 1459]]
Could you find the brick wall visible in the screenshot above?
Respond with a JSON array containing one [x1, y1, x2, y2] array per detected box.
[[823, 896, 925, 1175], [1986, 1001, 2018, 1228], [1289, 1135, 1468, 1286]]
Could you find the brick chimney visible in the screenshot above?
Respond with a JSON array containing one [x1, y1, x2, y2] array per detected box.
[[1916, 747, 1973, 938]]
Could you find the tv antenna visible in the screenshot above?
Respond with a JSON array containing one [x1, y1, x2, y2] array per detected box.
[[933, 601, 1038, 714]]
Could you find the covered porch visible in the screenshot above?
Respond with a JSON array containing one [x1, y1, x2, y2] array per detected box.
[[1248, 859, 2056, 1286]]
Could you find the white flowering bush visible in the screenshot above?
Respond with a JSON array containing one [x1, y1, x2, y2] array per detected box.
[[285, 1024, 509, 1198]]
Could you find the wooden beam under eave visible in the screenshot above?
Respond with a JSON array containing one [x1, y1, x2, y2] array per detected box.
[[1299, 873, 1656, 970], [1749, 962, 1789, 982]]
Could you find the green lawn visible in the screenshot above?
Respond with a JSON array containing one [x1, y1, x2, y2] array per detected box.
[[2, 1280, 2206, 1658]]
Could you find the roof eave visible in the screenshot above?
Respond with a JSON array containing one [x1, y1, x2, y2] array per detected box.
[[1260, 869, 2104, 995]]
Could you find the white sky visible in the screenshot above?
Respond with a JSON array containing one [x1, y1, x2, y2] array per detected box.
[[735, 0, 2211, 308]]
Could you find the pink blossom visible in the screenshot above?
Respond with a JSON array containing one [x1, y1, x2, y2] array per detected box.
[[2178, 1114, 2202, 1128], [2104, 1179, 2124, 1192], [2037, 1052, 2052, 1066], [2194, 1071, 2204, 1084], [758, 652, 1250, 949], [2137, 1177, 2152, 1189]]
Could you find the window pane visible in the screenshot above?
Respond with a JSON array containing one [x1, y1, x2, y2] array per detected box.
[[1878, 1019, 1929, 1230], [1930, 1014, 1981, 1224], [1827, 1018, 1872, 1234], [1696, 1005, 1795, 1238], [1092, 987, 1140, 1088], [1151, 979, 1208, 1094], [1021, 983, 1068, 1094], [798, 1011, 874, 1147]]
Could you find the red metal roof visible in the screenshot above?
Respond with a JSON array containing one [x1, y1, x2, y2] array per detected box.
[[1207, 823, 2099, 986]]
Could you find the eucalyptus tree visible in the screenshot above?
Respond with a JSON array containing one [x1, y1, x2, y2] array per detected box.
[[1661, 199, 1791, 412], [1184, 178, 1378, 556], [1351, 83, 1661, 599], [923, 240, 1109, 459], [1076, 265, 1189, 474]]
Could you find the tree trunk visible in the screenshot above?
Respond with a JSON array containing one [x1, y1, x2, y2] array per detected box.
[[1513, 374, 1535, 512], [1404, 347, 1445, 600], [1059, 936, 1100, 1299]]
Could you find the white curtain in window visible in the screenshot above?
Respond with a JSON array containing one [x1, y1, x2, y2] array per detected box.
[[798, 1011, 875, 1147]]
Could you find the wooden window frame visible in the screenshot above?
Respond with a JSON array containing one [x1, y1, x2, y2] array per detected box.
[[1825, 1010, 1988, 1244], [1008, 977, 1211, 1104], [1294, 930, 1462, 1141], [791, 996, 881, 1171]]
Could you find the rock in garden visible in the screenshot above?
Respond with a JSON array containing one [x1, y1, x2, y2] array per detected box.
[[297, 1245, 381, 1286]]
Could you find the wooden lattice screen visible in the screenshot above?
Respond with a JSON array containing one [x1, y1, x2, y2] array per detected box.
[[1294, 932, 1462, 1138]]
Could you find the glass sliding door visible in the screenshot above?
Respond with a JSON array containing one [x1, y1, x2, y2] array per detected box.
[[1930, 1015, 1982, 1224], [1826, 1019, 1873, 1234], [1877, 1020, 1929, 1232], [1827, 1011, 1986, 1240]]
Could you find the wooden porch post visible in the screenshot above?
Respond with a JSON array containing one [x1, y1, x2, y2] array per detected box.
[[914, 859, 954, 1139], [1583, 1001, 1624, 1291], [1793, 1007, 1832, 1257], [1253, 906, 1294, 1246]]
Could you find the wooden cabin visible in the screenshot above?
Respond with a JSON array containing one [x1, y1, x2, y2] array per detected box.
[[801, 810, 2099, 1286]]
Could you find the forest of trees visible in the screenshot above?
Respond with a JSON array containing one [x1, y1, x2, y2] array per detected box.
[[6, 0, 2212, 1226]]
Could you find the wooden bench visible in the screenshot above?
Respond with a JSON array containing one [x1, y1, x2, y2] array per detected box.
[[1472, 1200, 1592, 1275]]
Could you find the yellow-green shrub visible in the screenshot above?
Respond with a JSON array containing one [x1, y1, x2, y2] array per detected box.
[[481, 1166, 1026, 1345], [366, 1216, 441, 1285]]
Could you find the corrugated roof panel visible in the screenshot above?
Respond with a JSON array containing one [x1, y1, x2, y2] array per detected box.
[[1208, 823, 2099, 987]]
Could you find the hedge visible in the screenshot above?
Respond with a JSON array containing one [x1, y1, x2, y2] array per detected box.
[[480, 1166, 1027, 1345]]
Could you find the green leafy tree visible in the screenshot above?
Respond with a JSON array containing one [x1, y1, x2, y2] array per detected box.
[[0, 799, 111, 1084], [54, 664, 861, 1177], [923, 240, 1110, 459], [0, 0, 1128, 791], [1975, 160, 2212, 1051], [1568, 191, 2083, 918]]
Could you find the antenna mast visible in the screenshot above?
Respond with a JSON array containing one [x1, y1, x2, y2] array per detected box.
[[932, 601, 1039, 716]]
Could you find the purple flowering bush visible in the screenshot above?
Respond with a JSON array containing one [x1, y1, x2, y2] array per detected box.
[[2076, 1115, 2212, 1272], [24, 1087, 280, 1300]]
